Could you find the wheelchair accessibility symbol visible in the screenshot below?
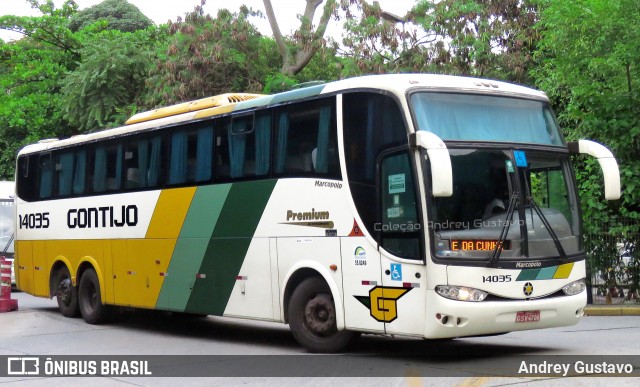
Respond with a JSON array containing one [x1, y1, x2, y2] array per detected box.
[[390, 263, 402, 281]]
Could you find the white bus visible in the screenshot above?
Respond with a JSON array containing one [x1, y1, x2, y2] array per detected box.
[[14, 74, 620, 352]]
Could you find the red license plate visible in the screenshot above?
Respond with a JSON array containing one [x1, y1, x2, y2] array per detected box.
[[516, 310, 540, 323]]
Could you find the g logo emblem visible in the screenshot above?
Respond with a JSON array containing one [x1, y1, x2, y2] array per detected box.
[[523, 282, 534, 296], [354, 286, 412, 323]]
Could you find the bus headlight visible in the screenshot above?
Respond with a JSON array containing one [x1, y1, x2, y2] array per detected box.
[[562, 279, 586, 296], [436, 285, 488, 302]]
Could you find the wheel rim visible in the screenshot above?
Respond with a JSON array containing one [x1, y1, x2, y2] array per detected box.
[[303, 293, 336, 337], [57, 278, 73, 306]]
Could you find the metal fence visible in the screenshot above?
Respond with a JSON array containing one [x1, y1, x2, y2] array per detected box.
[[585, 218, 639, 304]]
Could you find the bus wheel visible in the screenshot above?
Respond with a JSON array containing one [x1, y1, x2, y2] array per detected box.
[[54, 267, 79, 318], [288, 277, 359, 353], [78, 268, 111, 324]]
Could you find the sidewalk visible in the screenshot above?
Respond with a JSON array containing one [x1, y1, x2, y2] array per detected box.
[[584, 304, 640, 316]]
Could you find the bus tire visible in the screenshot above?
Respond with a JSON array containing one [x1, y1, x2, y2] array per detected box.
[[78, 268, 111, 324], [54, 266, 79, 318], [288, 277, 359, 353]]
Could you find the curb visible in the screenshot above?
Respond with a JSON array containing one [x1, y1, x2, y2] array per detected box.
[[584, 305, 640, 316]]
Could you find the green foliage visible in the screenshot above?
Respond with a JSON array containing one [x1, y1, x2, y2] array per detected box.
[[0, 0, 80, 58], [338, 0, 542, 83], [68, 0, 153, 32], [0, 1, 79, 180], [60, 29, 155, 131], [263, 73, 297, 94], [533, 0, 640, 234], [142, 5, 278, 107], [533, 0, 640, 299]]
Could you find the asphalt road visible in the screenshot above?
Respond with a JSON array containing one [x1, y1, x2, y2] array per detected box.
[[1, 291, 639, 386]]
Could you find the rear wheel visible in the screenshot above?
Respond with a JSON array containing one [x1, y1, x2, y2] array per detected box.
[[54, 266, 79, 317], [288, 277, 359, 353], [78, 268, 111, 324]]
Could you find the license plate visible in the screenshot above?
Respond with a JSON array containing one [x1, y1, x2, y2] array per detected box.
[[516, 310, 540, 323]]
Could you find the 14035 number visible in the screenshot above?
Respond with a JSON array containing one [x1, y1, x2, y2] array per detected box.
[[482, 275, 512, 283], [19, 212, 50, 229]]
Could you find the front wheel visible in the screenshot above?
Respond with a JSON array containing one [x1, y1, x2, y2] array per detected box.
[[288, 277, 359, 353], [78, 268, 111, 324], [54, 266, 79, 317]]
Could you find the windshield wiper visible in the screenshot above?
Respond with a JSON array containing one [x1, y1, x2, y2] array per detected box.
[[521, 175, 568, 260], [527, 197, 568, 260], [489, 192, 518, 265]]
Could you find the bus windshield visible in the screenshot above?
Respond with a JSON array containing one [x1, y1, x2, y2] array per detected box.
[[427, 148, 581, 261], [411, 92, 563, 146]]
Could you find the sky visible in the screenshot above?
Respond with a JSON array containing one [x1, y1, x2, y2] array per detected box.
[[0, 0, 415, 42]]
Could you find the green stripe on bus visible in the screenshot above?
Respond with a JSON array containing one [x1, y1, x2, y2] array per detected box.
[[516, 268, 541, 281], [155, 184, 232, 311], [185, 179, 277, 315]]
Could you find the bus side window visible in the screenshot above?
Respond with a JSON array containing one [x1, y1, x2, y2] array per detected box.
[[92, 144, 122, 193], [229, 113, 254, 179], [38, 154, 53, 199], [215, 121, 231, 180], [169, 125, 213, 185], [17, 155, 37, 201], [54, 150, 86, 197], [216, 112, 270, 181], [343, 92, 407, 238], [126, 135, 163, 190], [274, 99, 339, 178]]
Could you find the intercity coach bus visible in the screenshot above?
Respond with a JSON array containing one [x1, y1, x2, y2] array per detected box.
[[14, 74, 620, 352]]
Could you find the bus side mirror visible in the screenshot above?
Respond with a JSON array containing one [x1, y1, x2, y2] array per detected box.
[[568, 140, 621, 200], [410, 132, 453, 197]]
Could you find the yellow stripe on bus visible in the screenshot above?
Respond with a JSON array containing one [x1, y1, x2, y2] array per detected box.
[[553, 262, 574, 279], [146, 187, 196, 239]]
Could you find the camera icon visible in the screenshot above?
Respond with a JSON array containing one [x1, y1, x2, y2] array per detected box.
[[7, 357, 40, 375]]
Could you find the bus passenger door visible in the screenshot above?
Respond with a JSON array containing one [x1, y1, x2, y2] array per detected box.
[[110, 240, 129, 306], [341, 236, 384, 333], [32, 241, 49, 297], [377, 150, 427, 335], [14, 241, 34, 293]]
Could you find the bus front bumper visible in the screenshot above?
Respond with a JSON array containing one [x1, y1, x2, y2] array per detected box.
[[424, 290, 587, 339]]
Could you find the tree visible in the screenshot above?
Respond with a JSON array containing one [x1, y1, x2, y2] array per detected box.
[[337, 0, 542, 84], [0, 0, 80, 59], [533, 0, 640, 230], [533, 0, 640, 301], [263, 0, 337, 76], [0, 1, 80, 179], [59, 28, 157, 131], [143, 2, 278, 107], [68, 0, 153, 32]]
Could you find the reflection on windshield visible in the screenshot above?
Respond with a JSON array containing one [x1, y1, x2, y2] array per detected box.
[[429, 149, 580, 260]]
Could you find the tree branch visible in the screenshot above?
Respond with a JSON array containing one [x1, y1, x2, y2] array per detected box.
[[262, 0, 289, 68]]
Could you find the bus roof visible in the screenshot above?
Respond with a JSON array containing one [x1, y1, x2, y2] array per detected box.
[[17, 74, 548, 156]]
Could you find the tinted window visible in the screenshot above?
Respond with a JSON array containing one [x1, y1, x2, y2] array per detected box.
[[343, 92, 407, 237], [274, 98, 339, 178], [125, 135, 164, 189], [90, 143, 122, 193]]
